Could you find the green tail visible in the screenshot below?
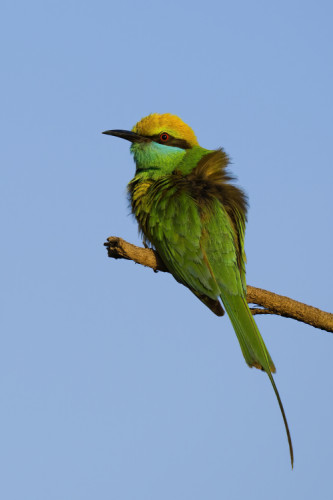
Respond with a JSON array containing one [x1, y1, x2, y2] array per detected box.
[[222, 293, 294, 468]]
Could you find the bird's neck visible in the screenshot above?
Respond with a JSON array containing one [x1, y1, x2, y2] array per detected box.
[[130, 142, 186, 179], [130, 143, 211, 180]]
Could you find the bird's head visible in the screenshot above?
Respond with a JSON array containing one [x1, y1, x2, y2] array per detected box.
[[103, 113, 200, 175]]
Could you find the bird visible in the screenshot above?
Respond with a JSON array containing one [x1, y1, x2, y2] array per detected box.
[[103, 113, 294, 467]]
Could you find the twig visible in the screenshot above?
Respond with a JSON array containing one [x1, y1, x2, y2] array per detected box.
[[104, 236, 333, 333]]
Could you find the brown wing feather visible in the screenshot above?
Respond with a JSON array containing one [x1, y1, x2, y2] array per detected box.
[[185, 149, 248, 287]]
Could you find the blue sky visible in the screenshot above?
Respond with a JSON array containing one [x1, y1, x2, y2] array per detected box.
[[1, 0, 333, 498]]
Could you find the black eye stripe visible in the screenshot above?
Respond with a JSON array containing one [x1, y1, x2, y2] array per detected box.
[[148, 134, 192, 149]]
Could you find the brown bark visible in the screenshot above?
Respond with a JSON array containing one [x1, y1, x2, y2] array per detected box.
[[104, 236, 333, 333]]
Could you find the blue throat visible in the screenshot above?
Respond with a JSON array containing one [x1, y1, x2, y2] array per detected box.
[[131, 142, 186, 177]]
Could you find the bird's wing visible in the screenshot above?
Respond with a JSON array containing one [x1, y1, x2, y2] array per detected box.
[[148, 185, 242, 300], [183, 148, 248, 291], [198, 198, 245, 297], [148, 190, 221, 299]]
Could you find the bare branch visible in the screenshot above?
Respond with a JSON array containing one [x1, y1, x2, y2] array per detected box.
[[104, 236, 333, 333], [250, 308, 275, 316]]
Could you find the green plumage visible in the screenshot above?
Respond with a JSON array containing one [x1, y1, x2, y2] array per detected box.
[[104, 114, 293, 467], [128, 147, 275, 370]]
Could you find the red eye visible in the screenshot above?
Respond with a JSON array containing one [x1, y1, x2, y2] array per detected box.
[[160, 132, 170, 142]]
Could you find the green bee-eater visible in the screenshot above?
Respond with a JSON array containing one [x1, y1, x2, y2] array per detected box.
[[103, 113, 293, 467]]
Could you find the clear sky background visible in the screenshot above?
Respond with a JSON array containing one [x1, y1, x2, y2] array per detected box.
[[1, 0, 333, 498]]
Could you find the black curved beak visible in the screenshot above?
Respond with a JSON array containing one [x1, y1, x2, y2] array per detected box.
[[102, 130, 149, 143]]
